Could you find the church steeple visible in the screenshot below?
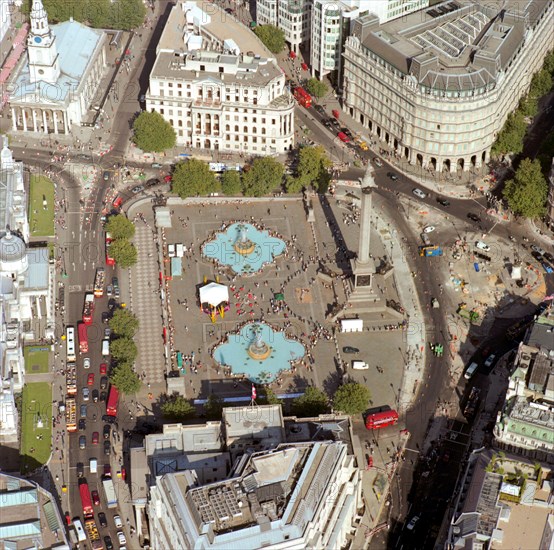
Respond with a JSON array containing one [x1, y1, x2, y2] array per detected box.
[[27, 0, 60, 84], [30, 0, 50, 37]]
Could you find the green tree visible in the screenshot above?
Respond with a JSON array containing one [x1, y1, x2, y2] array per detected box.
[[204, 393, 224, 420], [110, 362, 142, 394], [108, 0, 147, 30], [172, 159, 218, 198], [529, 69, 553, 98], [253, 25, 285, 54], [109, 309, 139, 338], [291, 387, 329, 417], [285, 175, 304, 194], [110, 337, 138, 365], [296, 145, 332, 193], [110, 239, 138, 268], [258, 387, 283, 405], [333, 382, 371, 415], [106, 214, 135, 240], [491, 111, 527, 157], [305, 78, 328, 99], [519, 97, 538, 118], [220, 170, 242, 195], [241, 157, 284, 197], [132, 111, 176, 153], [161, 394, 196, 420], [503, 157, 548, 218]]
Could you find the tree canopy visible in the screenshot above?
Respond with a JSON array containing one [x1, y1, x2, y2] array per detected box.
[[204, 394, 224, 420], [503, 157, 548, 218], [253, 25, 285, 54], [220, 170, 242, 196], [110, 362, 142, 394], [32, 0, 146, 30], [132, 111, 176, 153], [110, 337, 138, 365], [291, 387, 329, 417], [110, 239, 138, 268], [172, 159, 218, 198], [295, 145, 332, 193], [491, 111, 527, 157], [257, 388, 283, 406], [109, 309, 139, 339], [106, 214, 135, 240], [333, 382, 371, 415], [241, 157, 284, 197], [161, 394, 196, 420], [305, 78, 328, 99]]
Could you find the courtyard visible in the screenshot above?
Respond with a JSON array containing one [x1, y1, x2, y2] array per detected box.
[[28, 175, 55, 237]]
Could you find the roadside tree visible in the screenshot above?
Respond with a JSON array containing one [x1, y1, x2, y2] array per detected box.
[[503, 157, 548, 218], [204, 393, 224, 420], [110, 337, 138, 365], [220, 170, 242, 195], [333, 382, 371, 415], [291, 387, 329, 417], [106, 214, 135, 240], [172, 159, 218, 198], [108, 0, 147, 30], [305, 78, 328, 99], [491, 111, 526, 157], [241, 157, 284, 197], [132, 111, 176, 153], [109, 309, 139, 338], [253, 25, 285, 54], [296, 145, 332, 193], [110, 239, 137, 268], [258, 388, 283, 406], [110, 362, 142, 394], [161, 395, 196, 420]]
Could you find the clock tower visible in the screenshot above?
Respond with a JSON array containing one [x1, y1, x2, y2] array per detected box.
[[27, 0, 60, 84]]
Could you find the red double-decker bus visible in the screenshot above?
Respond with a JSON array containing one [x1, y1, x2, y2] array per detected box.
[[79, 480, 94, 519], [82, 293, 94, 325], [106, 386, 119, 417], [365, 408, 399, 430], [78, 323, 88, 354], [105, 232, 115, 266], [294, 87, 312, 108]]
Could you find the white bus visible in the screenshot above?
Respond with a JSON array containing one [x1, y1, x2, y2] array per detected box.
[[73, 519, 87, 542], [66, 326, 76, 362]]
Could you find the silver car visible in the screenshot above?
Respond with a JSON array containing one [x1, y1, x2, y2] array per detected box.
[[82, 387, 90, 401], [412, 188, 427, 199]]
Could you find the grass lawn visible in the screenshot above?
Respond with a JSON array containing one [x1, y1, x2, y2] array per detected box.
[[29, 175, 55, 237], [23, 346, 50, 374], [20, 382, 52, 473]]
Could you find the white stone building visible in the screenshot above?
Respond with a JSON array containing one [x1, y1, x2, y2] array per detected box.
[[0, 137, 53, 444], [0, 0, 12, 45], [146, 2, 295, 156], [343, 0, 554, 173], [8, 0, 107, 134]]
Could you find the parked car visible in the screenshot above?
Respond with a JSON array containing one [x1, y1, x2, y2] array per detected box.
[[99, 363, 107, 375], [92, 490, 100, 506], [100, 391, 107, 402], [467, 212, 481, 222], [104, 535, 114, 550], [77, 462, 84, 477], [98, 512, 108, 528], [100, 376, 108, 390], [79, 435, 86, 449], [103, 171, 110, 181], [343, 346, 360, 354], [131, 185, 144, 194], [117, 532, 126, 545], [113, 515, 123, 529], [102, 414, 116, 424], [80, 404, 87, 418], [102, 311, 110, 324], [531, 251, 543, 261], [82, 387, 90, 401], [387, 171, 399, 181], [475, 241, 491, 252], [542, 262, 554, 274], [104, 441, 111, 456], [412, 188, 427, 199], [423, 226, 436, 233], [531, 244, 546, 255], [87, 373, 95, 386], [151, 162, 163, 168], [92, 431, 99, 445], [373, 157, 383, 167], [544, 252, 554, 263], [436, 197, 450, 207], [104, 328, 111, 339], [83, 357, 90, 369], [106, 284, 113, 297], [484, 354, 496, 367], [78, 419, 86, 431], [103, 424, 111, 440], [337, 131, 350, 143]]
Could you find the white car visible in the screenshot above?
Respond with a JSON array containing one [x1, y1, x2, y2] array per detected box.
[[412, 188, 427, 199], [117, 531, 126, 545], [113, 515, 122, 528], [406, 516, 420, 531], [475, 241, 490, 252], [423, 226, 436, 233], [484, 354, 496, 367], [531, 244, 545, 255], [168, 244, 176, 257], [83, 357, 91, 369], [82, 387, 90, 401]]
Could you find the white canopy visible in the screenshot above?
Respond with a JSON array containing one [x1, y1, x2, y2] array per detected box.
[[340, 319, 363, 333], [199, 282, 229, 307]]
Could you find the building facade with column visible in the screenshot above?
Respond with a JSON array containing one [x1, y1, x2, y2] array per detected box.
[[8, 0, 107, 135], [343, 0, 554, 174]]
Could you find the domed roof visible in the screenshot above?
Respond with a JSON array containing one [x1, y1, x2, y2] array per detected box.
[[0, 231, 26, 263]]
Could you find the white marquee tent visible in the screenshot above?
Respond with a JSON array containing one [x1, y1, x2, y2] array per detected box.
[[199, 282, 229, 307]]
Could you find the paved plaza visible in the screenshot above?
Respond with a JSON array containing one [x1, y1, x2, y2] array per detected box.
[[129, 195, 410, 413]]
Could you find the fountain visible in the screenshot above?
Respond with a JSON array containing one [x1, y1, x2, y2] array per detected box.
[[247, 324, 271, 360], [234, 224, 256, 256]]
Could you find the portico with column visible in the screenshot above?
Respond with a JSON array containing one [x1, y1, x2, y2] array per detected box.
[[11, 105, 69, 134]]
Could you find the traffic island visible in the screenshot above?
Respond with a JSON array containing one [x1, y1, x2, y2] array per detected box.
[[29, 175, 55, 237]]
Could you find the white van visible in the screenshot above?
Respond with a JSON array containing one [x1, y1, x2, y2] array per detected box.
[[73, 519, 87, 542], [352, 360, 369, 370], [464, 362, 479, 380], [102, 339, 110, 357], [89, 458, 97, 474], [475, 241, 490, 252]]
